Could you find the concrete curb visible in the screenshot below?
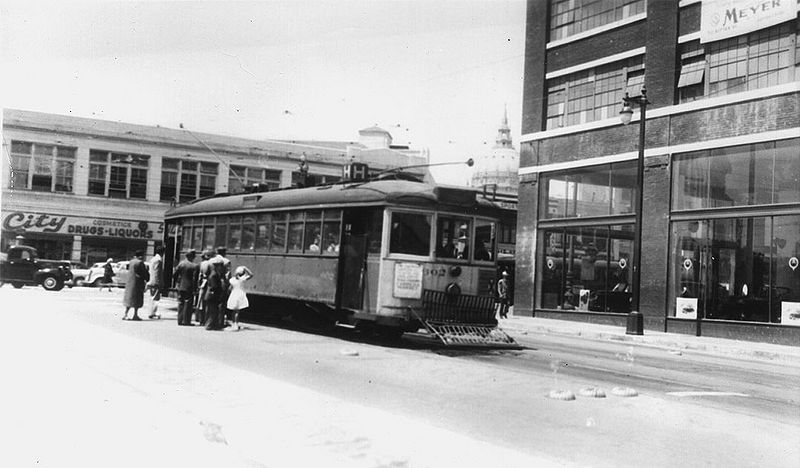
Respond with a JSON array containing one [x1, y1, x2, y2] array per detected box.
[[500, 319, 800, 365]]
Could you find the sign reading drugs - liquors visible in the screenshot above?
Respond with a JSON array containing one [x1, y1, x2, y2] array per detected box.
[[701, 0, 797, 44], [394, 262, 423, 299]]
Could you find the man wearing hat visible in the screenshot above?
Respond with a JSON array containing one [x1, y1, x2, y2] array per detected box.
[[173, 250, 199, 326], [194, 249, 215, 325], [215, 246, 232, 326], [496, 270, 510, 319]]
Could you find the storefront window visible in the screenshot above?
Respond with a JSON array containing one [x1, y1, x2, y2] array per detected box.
[[540, 161, 636, 219], [672, 139, 800, 210], [669, 215, 800, 324], [539, 224, 633, 313]]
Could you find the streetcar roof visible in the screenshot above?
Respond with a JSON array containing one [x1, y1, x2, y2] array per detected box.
[[165, 179, 505, 219]]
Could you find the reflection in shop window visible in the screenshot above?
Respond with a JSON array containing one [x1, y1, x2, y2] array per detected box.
[[669, 215, 800, 324], [540, 161, 635, 219], [539, 225, 633, 313], [672, 139, 800, 210]]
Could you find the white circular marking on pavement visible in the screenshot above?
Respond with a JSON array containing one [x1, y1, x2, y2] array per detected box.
[[611, 387, 638, 397], [547, 389, 576, 401], [578, 386, 606, 398]]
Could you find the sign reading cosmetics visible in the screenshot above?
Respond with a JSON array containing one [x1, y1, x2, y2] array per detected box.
[[2, 212, 163, 240], [701, 0, 797, 43]]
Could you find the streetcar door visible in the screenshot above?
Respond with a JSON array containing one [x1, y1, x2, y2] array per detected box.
[[337, 209, 370, 310]]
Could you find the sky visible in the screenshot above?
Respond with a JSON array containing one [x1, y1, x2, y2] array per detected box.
[[0, 0, 526, 184]]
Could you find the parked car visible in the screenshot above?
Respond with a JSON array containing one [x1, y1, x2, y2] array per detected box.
[[0, 245, 73, 291], [66, 261, 92, 287], [85, 261, 128, 287]]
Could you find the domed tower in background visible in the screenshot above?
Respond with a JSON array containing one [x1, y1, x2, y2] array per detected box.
[[471, 107, 519, 193]]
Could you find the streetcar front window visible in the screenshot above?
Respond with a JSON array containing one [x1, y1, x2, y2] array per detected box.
[[389, 212, 431, 256], [436, 216, 471, 260], [474, 219, 496, 262]]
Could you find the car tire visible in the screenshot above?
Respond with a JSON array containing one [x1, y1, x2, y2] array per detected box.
[[42, 276, 62, 291], [12, 282, 24, 289], [74, 277, 85, 287], [91, 278, 103, 287]]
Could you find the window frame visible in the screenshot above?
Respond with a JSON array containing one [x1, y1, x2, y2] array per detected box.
[[88, 150, 150, 199], [9, 140, 76, 193]]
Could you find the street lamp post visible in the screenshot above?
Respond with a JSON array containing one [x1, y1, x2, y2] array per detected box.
[[619, 86, 649, 335]]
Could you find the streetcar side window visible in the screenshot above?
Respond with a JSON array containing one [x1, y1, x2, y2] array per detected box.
[[181, 223, 191, 251], [228, 216, 242, 251], [389, 211, 431, 256], [242, 215, 256, 251], [202, 217, 216, 252], [304, 210, 323, 254], [474, 219, 496, 262], [287, 211, 304, 253], [270, 212, 287, 253], [367, 209, 383, 255], [322, 209, 341, 255], [216, 216, 228, 250], [436, 216, 471, 261], [255, 213, 271, 252]]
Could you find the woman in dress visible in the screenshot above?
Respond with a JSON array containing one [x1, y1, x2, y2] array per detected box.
[[226, 265, 253, 331], [123, 251, 149, 321]]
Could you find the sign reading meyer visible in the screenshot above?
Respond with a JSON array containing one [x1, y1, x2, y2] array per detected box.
[[2, 211, 163, 240], [701, 0, 797, 44]]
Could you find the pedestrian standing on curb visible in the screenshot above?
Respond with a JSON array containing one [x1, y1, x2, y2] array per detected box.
[[194, 249, 213, 325], [496, 270, 510, 319], [102, 258, 115, 292], [147, 246, 164, 319], [226, 265, 253, 331], [123, 251, 149, 321], [215, 246, 232, 326], [204, 256, 226, 330], [173, 249, 199, 326]]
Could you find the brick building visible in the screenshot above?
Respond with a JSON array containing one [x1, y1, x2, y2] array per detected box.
[[2, 109, 427, 266], [517, 0, 799, 344]]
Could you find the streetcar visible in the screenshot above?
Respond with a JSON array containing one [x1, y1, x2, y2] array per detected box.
[[163, 163, 516, 346]]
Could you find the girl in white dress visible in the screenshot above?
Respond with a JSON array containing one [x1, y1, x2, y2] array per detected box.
[[226, 265, 253, 330]]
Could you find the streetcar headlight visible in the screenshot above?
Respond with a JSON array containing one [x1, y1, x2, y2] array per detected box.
[[449, 266, 462, 277], [445, 283, 461, 297]]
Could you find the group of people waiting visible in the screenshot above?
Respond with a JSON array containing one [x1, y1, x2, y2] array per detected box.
[[122, 246, 253, 331]]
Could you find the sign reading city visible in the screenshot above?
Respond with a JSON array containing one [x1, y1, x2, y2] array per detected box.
[[701, 0, 797, 44], [2, 211, 163, 239]]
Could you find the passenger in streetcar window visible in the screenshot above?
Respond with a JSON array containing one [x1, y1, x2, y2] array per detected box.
[[309, 234, 321, 252], [455, 236, 468, 260], [475, 240, 492, 261], [226, 265, 253, 331], [437, 238, 456, 258]]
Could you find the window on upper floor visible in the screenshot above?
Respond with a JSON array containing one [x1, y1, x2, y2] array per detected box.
[[549, 0, 646, 43], [88, 150, 149, 199], [228, 166, 281, 193], [160, 158, 218, 203], [9, 141, 76, 193], [546, 56, 644, 130], [291, 171, 341, 188], [678, 21, 799, 103]]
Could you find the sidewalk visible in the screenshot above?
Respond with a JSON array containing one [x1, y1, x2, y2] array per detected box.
[[498, 313, 800, 365]]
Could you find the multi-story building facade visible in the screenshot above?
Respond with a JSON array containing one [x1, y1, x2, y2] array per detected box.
[[2, 109, 427, 265], [518, 0, 799, 344]]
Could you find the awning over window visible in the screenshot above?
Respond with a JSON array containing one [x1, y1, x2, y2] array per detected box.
[[678, 61, 705, 88]]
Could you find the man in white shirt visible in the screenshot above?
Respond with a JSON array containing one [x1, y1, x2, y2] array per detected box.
[[147, 246, 164, 319]]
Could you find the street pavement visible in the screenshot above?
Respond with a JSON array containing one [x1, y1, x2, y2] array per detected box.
[[3, 287, 798, 468]]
